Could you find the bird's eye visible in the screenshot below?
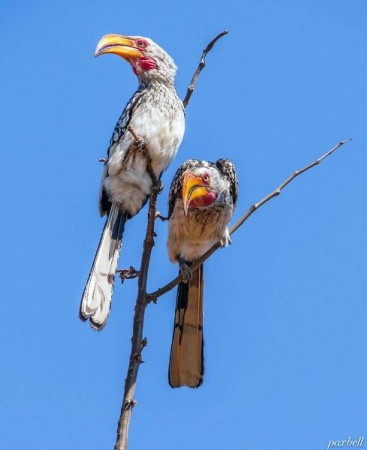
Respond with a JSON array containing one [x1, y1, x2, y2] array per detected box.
[[136, 39, 148, 49], [202, 174, 210, 183]]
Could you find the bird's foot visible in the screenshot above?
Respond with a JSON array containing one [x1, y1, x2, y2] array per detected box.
[[130, 135, 160, 189], [219, 229, 231, 248], [127, 127, 161, 192], [151, 180, 164, 194], [133, 137, 148, 152], [178, 259, 192, 283], [127, 125, 146, 149]]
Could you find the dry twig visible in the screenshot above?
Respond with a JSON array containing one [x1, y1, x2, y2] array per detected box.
[[182, 30, 228, 108]]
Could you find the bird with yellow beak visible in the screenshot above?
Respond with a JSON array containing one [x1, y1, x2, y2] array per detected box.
[[80, 34, 185, 330], [167, 158, 239, 388]]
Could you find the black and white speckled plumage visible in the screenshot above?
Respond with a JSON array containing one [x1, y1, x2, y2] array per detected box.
[[167, 159, 238, 388], [80, 36, 185, 330]]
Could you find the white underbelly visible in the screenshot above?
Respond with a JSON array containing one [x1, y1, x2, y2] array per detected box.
[[179, 238, 217, 261], [104, 106, 185, 216]]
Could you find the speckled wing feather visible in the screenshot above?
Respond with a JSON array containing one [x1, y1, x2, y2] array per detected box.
[[216, 158, 239, 207], [99, 87, 148, 215]]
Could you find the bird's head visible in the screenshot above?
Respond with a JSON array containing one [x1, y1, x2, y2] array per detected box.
[[182, 167, 221, 217], [95, 34, 177, 85]]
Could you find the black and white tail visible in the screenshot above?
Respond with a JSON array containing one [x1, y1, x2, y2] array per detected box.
[[79, 203, 126, 330]]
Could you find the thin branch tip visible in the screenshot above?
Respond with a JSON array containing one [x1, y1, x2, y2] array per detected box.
[[217, 29, 229, 38], [183, 30, 229, 108]]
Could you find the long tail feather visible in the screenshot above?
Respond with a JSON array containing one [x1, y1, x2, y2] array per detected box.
[[79, 203, 126, 330], [169, 264, 204, 388]]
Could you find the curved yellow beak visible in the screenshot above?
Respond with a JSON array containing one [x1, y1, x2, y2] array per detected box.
[[94, 34, 143, 60], [182, 173, 208, 216]]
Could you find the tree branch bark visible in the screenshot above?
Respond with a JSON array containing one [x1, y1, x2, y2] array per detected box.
[[114, 182, 158, 450], [147, 138, 352, 302]]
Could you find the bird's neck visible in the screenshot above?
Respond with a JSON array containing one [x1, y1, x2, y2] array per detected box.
[[138, 76, 175, 91]]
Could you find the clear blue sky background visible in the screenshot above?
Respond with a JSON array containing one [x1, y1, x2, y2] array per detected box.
[[1, 1, 366, 449]]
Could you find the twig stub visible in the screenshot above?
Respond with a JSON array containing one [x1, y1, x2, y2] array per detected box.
[[117, 267, 139, 283]]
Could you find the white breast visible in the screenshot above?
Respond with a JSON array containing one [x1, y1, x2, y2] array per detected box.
[[103, 87, 185, 217]]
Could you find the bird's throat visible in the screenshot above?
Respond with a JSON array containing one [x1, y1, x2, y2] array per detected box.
[[190, 192, 217, 208], [131, 57, 157, 76]]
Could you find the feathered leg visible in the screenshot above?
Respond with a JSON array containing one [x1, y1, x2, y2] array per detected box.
[[169, 263, 204, 388], [79, 203, 126, 330]]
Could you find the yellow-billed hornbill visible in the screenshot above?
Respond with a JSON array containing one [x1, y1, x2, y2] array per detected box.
[[80, 35, 185, 330], [167, 159, 238, 387]]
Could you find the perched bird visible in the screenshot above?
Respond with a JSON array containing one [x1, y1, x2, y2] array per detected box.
[[167, 159, 239, 387], [80, 34, 185, 330]]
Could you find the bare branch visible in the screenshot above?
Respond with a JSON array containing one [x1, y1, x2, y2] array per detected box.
[[182, 30, 228, 109], [147, 138, 352, 302], [114, 184, 158, 450]]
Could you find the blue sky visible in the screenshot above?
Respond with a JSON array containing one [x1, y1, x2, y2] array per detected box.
[[1, 1, 367, 449]]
